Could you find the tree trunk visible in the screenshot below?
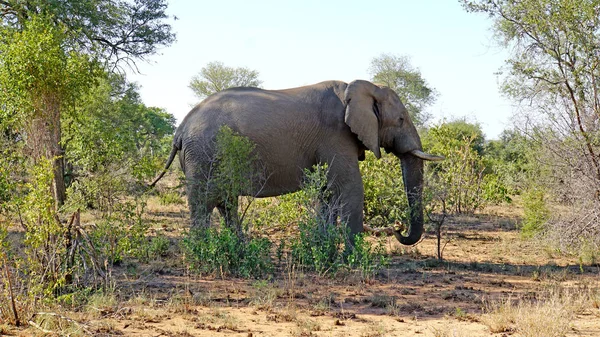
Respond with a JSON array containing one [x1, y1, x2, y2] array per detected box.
[[28, 94, 66, 209], [51, 115, 66, 209]]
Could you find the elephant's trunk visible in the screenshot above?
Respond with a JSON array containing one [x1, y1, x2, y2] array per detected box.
[[395, 153, 424, 246]]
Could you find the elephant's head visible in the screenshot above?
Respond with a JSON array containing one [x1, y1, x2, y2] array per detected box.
[[344, 80, 442, 246]]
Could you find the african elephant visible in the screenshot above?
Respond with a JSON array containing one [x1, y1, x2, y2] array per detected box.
[[151, 80, 442, 245]]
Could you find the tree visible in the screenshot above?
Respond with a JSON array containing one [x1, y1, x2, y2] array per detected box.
[[0, 0, 175, 72], [63, 74, 176, 211], [423, 120, 509, 214], [189, 61, 262, 100], [484, 129, 530, 194], [0, 0, 175, 207], [369, 54, 436, 126], [429, 118, 486, 154], [0, 16, 96, 209], [463, 0, 600, 251]]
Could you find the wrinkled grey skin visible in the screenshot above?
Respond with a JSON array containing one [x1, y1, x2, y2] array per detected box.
[[152, 80, 440, 245]]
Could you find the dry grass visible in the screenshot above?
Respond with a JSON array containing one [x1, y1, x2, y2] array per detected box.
[[429, 323, 471, 337], [479, 298, 516, 333], [358, 322, 388, 337], [480, 283, 600, 336], [0, 324, 13, 335], [85, 291, 118, 318], [249, 280, 280, 310], [292, 317, 321, 336], [515, 303, 571, 337]]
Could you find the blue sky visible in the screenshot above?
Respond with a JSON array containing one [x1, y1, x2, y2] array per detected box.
[[128, 0, 513, 139]]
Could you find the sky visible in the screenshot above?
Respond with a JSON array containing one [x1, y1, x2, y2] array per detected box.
[[128, 0, 513, 140]]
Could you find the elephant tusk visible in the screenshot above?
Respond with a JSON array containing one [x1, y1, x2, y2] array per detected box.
[[410, 150, 445, 161]]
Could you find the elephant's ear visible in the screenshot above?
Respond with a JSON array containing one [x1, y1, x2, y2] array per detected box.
[[344, 80, 382, 158]]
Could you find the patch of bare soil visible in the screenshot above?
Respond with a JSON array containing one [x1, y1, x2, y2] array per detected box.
[[8, 202, 600, 337]]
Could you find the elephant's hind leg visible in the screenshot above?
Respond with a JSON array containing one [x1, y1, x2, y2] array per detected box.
[[185, 168, 219, 229], [217, 197, 243, 240]]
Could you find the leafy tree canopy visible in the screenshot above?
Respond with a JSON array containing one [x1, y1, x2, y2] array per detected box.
[[189, 61, 263, 100], [369, 53, 437, 126], [0, 0, 175, 71], [423, 118, 485, 155], [64, 74, 175, 178]]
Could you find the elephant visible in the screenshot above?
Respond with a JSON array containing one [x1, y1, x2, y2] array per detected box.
[[151, 80, 442, 245]]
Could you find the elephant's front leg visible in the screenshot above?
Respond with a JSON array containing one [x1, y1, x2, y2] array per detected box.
[[327, 161, 365, 245]]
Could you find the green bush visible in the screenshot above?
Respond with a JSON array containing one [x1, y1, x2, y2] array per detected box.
[[360, 152, 408, 227], [158, 189, 185, 205], [483, 129, 530, 196], [345, 233, 389, 278], [147, 235, 170, 258], [290, 216, 347, 275], [423, 121, 491, 214], [287, 164, 388, 277], [181, 126, 275, 279], [21, 159, 69, 296], [251, 193, 304, 230], [89, 200, 149, 265], [521, 187, 550, 238], [482, 173, 512, 204], [182, 225, 273, 278]]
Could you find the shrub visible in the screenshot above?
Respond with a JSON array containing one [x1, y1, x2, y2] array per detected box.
[[345, 233, 389, 278], [290, 215, 347, 275], [182, 225, 273, 278], [423, 120, 510, 214], [147, 235, 170, 258], [288, 164, 388, 277], [182, 126, 274, 278], [89, 199, 149, 265], [158, 189, 184, 205], [360, 152, 408, 227], [521, 187, 550, 238], [20, 159, 70, 296], [287, 164, 345, 274], [251, 194, 304, 230]]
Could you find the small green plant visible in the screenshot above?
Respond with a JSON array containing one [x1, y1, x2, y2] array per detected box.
[[360, 152, 408, 227], [147, 235, 170, 258], [521, 186, 550, 238], [90, 199, 149, 265], [288, 164, 346, 275], [452, 307, 469, 321], [346, 233, 389, 278], [158, 189, 184, 205], [182, 225, 273, 278], [214, 125, 264, 233], [290, 216, 347, 275], [288, 164, 388, 277]]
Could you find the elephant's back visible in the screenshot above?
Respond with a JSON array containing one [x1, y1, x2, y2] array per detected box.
[[179, 85, 344, 141], [176, 83, 353, 195]]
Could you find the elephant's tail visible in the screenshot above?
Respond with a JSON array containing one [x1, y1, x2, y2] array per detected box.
[[149, 144, 179, 188]]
